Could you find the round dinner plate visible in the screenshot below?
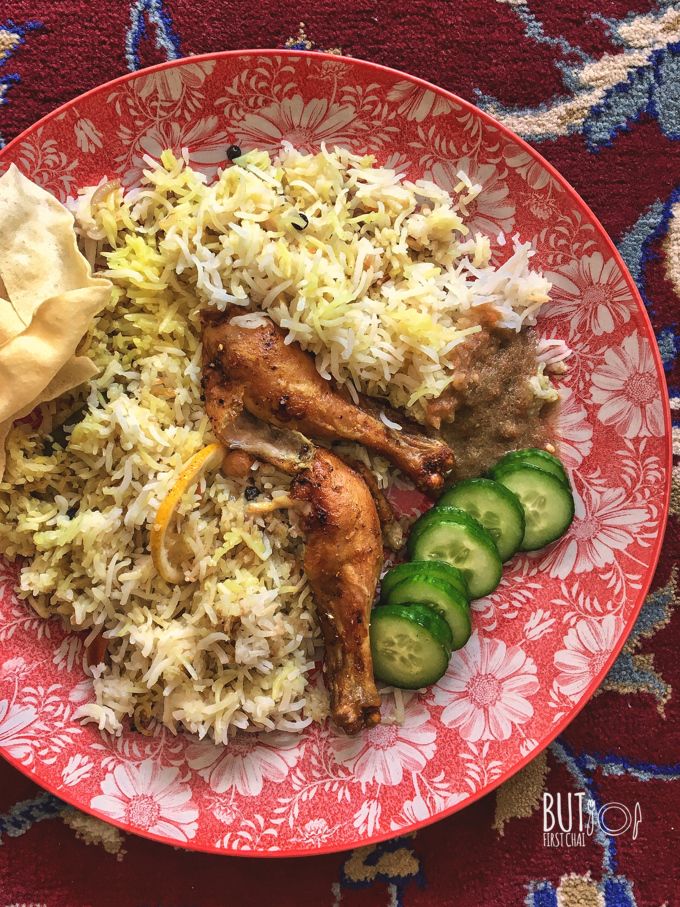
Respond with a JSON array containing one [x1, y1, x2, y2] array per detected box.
[[0, 50, 671, 857]]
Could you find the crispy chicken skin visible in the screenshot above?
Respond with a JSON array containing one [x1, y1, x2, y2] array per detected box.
[[202, 363, 316, 474], [201, 309, 454, 496], [290, 449, 382, 734]]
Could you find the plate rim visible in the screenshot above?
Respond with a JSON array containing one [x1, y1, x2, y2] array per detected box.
[[0, 47, 672, 858]]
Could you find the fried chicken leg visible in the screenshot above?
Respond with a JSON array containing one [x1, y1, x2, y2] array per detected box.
[[201, 310, 454, 496], [290, 448, 382, 734], [203, 343, 383, 733], [202, 363, 315, 474]]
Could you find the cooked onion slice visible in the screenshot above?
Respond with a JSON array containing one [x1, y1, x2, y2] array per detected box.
[[150, 443, 224, 583], [246, 494, 300, 514]]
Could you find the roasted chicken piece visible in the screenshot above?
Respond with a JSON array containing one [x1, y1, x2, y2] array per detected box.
[[203, 346, 383, 734], [290, 449, 382, 734], [203, 363, 315, 474], [201, 309, 454, 496]]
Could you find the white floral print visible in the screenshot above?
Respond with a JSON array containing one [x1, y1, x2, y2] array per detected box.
[[389, 789, 466, 831], [133, 61, 214, 104], [538, 483, 650, 579], [292, 817, 338, 846], [0, 51, 670, 856], [1, 656, 30, 678], [555, 385, 593, 471], [554, 615, 622, 698], [503, 143, 552, 190], [432, 633, 539, 742], [525, 189, 561, 221], [235, 95, 357, 153], [427, 158, 515, 237], [590, 332, 665, 438], [129, 116, 231, 184], [74, 118, 103, 154], [386, 81, 455, 121], [61, 753, 94, 787], [519, 737, 539, 758], [68, 679, 95, 704], [186, 731, 303, 796], [390, 792, 431, 829], [331, 698, 436, 786], [16, 129, 78, 201], [0, 698, 39, 763], [380, 150, 412, 174], [547, 252, 634, 338], [90, 759, 198, 842], [204, 792, 237, 826]]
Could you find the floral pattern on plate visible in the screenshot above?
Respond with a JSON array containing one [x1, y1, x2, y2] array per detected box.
[[0, 51, 669, 856]]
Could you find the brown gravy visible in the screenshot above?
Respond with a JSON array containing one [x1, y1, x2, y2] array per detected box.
[[426, 325, 557, 481]]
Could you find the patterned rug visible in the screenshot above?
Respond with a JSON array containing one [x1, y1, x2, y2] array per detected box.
[[0, 2, 678, 904]]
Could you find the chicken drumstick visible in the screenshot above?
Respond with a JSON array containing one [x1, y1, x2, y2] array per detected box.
[[201, 310, 454, 496], [290, 448, 382, 734], [203, 342, 383, 733]]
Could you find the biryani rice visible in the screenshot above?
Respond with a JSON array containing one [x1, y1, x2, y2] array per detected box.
[[75, 144, 552, 416], [0, 145, 553, 741]]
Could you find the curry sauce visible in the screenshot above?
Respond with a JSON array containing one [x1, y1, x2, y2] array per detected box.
[[427, 320, 557, 481]]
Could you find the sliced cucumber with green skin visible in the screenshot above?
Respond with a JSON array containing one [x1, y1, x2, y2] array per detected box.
[[494, 464, 574, 550], [438, 478, 525, 562], [370, 603, 452, 688], [493, 448, 569, 487], [386, 574, 472, 650], [380, 560, 469, 603], [408, 507, 503, 599]]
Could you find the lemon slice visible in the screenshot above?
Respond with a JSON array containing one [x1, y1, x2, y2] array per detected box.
[[150, 443, 224, 583]]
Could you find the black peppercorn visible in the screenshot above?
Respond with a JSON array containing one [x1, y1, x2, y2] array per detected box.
[[244, 485, 259, 501], [292, 212, 309, 231], [226, 145, 242, 161], [66, 506, 78, 519]]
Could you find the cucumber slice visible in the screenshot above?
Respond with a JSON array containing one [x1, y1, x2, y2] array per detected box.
[[494, 464, 574, 550], [408, 507, 502, 599], [386, 574, 472, 650], [380, 560, 469, 603], [370, 603, 452, 688], [493, 448, 569, 487], [438, 478, 525, 562]]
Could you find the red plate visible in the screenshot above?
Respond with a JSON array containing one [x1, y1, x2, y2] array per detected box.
[[0, 50, 671, 856]]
